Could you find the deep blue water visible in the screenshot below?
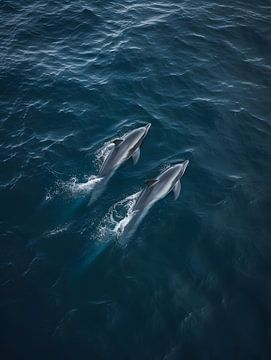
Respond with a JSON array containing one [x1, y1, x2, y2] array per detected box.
[[1, 1, 271, 359]]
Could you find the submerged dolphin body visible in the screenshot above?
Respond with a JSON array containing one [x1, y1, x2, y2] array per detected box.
[[118, 161, 189, 236], [88, 123, 151, 205]]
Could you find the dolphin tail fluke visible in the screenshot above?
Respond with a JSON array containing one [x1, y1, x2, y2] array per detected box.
[[173, 180, 181, 200], [132, 147, 140, 165]]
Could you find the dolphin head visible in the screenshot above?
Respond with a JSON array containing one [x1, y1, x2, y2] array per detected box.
[[134, 123, 151, 140], [170, 160, 189, 179], [127, 123, 151, 140], [178, 160, 189, 178], [144, 123, 151, 135]]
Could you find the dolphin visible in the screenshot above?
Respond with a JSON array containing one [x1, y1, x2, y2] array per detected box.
[[118, 160, 189, 236], [88, 123, 151, 205], [133, 160, 189, 210], [99, 123, 151, 177]]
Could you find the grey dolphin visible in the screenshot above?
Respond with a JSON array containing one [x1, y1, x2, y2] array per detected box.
[[118, 160, 189, 235], [88, 123, 151, 205], [99, 123, 151, 177], [133, 160, 189, 211]]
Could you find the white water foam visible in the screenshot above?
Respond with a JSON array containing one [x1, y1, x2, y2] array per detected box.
[[45, 185, 61, 201], [64, 175, 103, 195], [45, 223, 70, 237], [45, 140, 115, 201], [93, 141, 114, 170], [79, 191, 141, 270], [44, 175, 103, 201], [95, 191, 141, 243]]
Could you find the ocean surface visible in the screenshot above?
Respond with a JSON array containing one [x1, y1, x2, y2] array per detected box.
[[1, 1, 271, 359]]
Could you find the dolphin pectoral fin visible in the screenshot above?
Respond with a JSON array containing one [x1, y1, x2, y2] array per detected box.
[[145, 179, 159, 187], [132, 147, 140, 165], [112, 138, 123, 147], [173, 180, 181, 200]]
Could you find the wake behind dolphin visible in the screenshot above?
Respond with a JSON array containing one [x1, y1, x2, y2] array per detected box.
[[77, 191, 141, 271], [88, 123, 151, 205]]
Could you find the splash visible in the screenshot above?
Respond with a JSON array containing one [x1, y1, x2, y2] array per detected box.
[[45, 185, 61, 201], [64, 175, 103, 196], [97, 190, 141, 241], [94, 141, 114, 170], [45, 223, 70, 237], [44, 140, 114, 202], [44, 175, 103, 203], [80, 191, 141, 271]]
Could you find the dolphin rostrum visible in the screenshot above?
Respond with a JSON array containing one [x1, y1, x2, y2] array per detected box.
[[88, 123, 151, 205], [118, 160, 189, 235]]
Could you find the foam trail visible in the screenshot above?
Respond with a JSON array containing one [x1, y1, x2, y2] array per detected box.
[[45, 140, 114, 203], [65, 175, 103, 195], [44, 172, 103, 205], [116, 206, 151, 242], [111, 191, 142, 240], [94, 141, 115, 170], [78, 191, 141, 273]]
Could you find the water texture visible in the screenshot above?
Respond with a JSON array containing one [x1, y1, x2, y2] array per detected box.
[[0, 0, 271, 359]]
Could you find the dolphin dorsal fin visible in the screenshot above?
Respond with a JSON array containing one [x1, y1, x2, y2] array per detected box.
[[145, 179, 158, 187], [112, 138, 123, 146]]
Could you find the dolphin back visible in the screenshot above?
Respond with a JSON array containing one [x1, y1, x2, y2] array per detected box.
[[99, 144, 119, 177]]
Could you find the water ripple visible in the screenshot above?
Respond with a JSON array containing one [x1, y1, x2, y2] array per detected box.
[[1, 0, 271, 359]]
